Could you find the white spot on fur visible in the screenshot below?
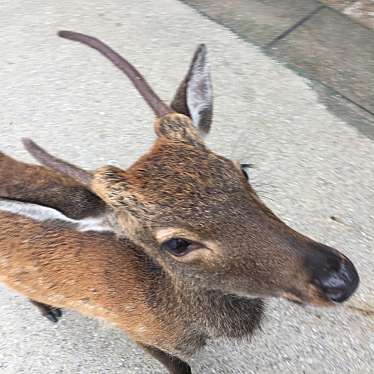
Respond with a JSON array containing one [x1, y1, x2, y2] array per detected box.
[[0, 199, 111, 232]]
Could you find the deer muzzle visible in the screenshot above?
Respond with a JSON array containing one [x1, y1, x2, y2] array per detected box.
[[307, 244, 359, 303]]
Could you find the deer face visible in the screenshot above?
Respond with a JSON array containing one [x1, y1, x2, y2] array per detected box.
[[92, 112, 358, 306], [31, 31, 358, 307]]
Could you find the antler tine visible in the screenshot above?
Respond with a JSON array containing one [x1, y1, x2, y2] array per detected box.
[[58, 30, 172, 118], [22, 138, 92, 186]]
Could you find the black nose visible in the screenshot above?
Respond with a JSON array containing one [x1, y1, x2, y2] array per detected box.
[[309, 246, 359, 303]]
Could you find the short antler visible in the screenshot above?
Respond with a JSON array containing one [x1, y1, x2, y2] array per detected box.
[[0, 151, 103, 219], [22, 138, 92, 186], [58, 30, 172, 118]]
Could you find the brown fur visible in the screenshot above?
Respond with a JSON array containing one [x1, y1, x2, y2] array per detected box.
[[0, 211, 262, 356]]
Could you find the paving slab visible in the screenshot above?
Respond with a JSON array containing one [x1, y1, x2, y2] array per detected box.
[[320, 0, 356, 10], [269, 6, 374, 114], [344, 0, 374, 29], [180, 0, 321, 46], [0, 0, 373, 373], [311, 80, 374, 141]]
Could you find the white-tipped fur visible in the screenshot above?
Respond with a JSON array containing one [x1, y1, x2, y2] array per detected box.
[[0, 199, 111, 232]]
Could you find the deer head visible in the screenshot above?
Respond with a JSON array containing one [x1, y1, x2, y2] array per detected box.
[[26, 31, 359, 306]]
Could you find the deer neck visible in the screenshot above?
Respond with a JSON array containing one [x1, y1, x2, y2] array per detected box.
[[147, 264, 265, 340]]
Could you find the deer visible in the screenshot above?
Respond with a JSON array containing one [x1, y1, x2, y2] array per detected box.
[[0, 31, 359, 374]]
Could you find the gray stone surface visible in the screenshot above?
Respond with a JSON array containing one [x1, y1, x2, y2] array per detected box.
[[0, 0, 373, 373], [344, 1, 374, 29], [181, 0, 321, 46], [320, 0, 356, 10], [311, 80, 374, 141], [269, 7, 374, 113]]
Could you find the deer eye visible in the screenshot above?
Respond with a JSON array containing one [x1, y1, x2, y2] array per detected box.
[[161, 238, 194, 257]]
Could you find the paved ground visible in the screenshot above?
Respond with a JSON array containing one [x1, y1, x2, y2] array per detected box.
[[183, 0, 374, 118], [323, 0, 374, 29], [0, 0, 373, 373]]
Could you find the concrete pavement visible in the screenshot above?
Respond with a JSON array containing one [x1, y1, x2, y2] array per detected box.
[[0, 0, 373, 373]]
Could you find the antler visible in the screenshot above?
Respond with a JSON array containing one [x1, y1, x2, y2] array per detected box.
[[22, 138, 92, 186], [58, 30, 172, 118]]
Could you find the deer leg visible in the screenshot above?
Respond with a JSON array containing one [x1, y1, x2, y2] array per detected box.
[[138, 343, 192, 374], [29, 300, 63, 323]]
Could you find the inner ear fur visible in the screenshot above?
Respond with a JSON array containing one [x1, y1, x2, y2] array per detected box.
[[171, 44, 213, 135]]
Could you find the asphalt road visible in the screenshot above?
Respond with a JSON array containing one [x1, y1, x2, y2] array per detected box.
[[0, 0, 373, 373]]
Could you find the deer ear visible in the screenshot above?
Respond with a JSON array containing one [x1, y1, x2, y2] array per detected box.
[[171, 44, 213, 135], [91, 166, 129, 207]]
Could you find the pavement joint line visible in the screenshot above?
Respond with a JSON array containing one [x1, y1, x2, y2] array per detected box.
[[264, 5, 326, 49], [265, 3, 374, 121], [288, 69, 374, 119], [319, 83, 374, 118], [180, 1, 374, 123]]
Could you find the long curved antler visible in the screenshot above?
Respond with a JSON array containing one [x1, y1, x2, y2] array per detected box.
[[58, 30, 172, 118]]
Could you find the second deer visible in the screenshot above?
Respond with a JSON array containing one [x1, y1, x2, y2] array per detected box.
[[0, 31, 359, 374]]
